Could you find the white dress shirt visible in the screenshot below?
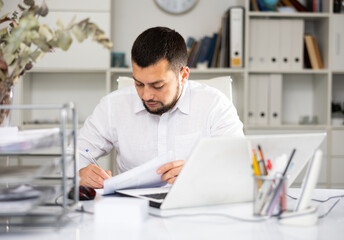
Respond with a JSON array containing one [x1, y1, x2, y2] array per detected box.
[[77, 81, 244, 173]]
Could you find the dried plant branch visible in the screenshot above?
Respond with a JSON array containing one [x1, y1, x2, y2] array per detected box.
[[0, 0, 113, 121]]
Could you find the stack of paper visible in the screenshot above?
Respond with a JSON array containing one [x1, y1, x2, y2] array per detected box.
[[0, 127, 61, 152], [0, 184, 55, 215]]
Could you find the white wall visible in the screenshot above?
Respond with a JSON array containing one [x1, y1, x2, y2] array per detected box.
[[112, 0, 244, 67]]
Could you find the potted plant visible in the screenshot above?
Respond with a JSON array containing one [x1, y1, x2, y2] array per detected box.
[[0, 0, 112, 125]]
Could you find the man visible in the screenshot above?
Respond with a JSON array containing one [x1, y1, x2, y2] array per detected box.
[[77, 27, 244, 188]]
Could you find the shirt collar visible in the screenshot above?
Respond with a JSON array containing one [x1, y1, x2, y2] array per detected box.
[[133, 81, 190, 115], [171, 81, 190, 115], [133, 88, 146, 114]]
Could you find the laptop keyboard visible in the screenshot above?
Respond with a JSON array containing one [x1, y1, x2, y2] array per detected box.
[[140, 192, 168, 200]]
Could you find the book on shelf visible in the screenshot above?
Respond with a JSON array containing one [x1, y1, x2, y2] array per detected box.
[[220, 11, 229, 68], [256, 0, 269, 11], [305, 0, 322, 12], [186, 37, 195, 50], [211, 28, 222, 68], [289, 0, 307, 12], [207, 33, 218, 68], [186, 5, 244, 69], [188, 39, 203, 68], [196, 36, 213, 66], [250, 0, 260, 11], [304, 34, 323, 69], [187, 40, 198, 67], [279, 0, 307, 12]]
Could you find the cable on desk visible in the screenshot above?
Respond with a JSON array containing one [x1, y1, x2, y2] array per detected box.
[[149, 212, 272, 222], [55, 194, 63, 206], [54, 194, 94, 215], [287, 194, 344, 203], [318, 199, 341, 219], [287, 194, 343, 219], [75, 205, 94, 215]]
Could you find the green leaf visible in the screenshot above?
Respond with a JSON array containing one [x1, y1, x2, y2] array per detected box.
[[3, 14, 39, 54], [0, 0, 3, 12], [47, 39, 58, 48], [68, 15, 77, 28], [38, 24, 53, 41], [32, 38, 51, 52], [29, 50, 44, 62], [56, 16, 65, 30], [3, 52, 15, 65], [56, 30, 72, 51], [71, 25, 87, 43]]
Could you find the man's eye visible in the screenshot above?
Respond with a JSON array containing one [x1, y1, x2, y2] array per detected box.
[[135, 83, 144, 87], [153, 85, 164, 90]]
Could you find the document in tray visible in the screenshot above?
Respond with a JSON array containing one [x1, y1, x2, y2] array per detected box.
[[103, 151, 174, 195], [0, 127, 60, 152]]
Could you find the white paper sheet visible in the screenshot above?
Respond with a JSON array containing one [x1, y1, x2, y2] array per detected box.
[[103, 151, 174, 195], [0, 127, 60, 152]]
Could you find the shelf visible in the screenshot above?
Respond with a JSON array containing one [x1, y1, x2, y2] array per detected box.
[[246, 124, 328, 130], [248, 69, 329, 74], [21, 123, 84, 129], [110, 68, 132, 73], [29, 68, 108, 73], [189, 68, 245, 74], [248, 12, 330, 19], [110, 67, 245, 74], [331, 126, 344, 130], [332, 70, 344, 74]]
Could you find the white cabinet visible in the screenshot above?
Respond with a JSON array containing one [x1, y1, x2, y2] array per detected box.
[[331, 157, 344, 186], [332, 15, 344, 71], [331, 130, 344, 156]]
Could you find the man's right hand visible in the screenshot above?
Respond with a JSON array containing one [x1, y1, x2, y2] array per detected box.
[[79, 164, 112, 189]]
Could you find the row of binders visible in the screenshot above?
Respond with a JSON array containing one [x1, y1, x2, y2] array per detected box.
[[186, 6, 244, 69], [248, 74, 282, 126], [249, 19, 304, 70], [332, 15, 344, 71]]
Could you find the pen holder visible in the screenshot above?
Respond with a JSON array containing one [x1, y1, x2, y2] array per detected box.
[[253, 174, 287, 216]]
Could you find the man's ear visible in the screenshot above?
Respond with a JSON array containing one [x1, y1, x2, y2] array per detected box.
[[180, 66, 190, 86]]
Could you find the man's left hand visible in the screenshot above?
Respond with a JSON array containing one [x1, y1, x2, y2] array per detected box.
[[157, 160, 185, 184]]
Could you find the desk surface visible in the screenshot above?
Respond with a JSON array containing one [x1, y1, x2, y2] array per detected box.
[[1, 188, 344, 240]]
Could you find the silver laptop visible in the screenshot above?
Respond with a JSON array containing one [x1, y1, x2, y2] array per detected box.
[[116, 136, 253, 210]]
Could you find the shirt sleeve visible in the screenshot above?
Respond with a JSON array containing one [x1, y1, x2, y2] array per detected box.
[[208, 94, 244, 137], [76, 95, 116, 170]]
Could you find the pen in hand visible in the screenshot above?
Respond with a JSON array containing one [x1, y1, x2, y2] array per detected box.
[[85, 149, 100, 167]]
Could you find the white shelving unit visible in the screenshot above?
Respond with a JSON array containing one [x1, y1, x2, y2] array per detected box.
[[6, 0, 344, 188]]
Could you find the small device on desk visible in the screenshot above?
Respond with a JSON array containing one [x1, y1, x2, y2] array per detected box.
[[279, 149, 323, 226], [68, 185, 96, 201]]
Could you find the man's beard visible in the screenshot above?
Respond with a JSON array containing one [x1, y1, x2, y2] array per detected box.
[[143, 84, 181, 115]]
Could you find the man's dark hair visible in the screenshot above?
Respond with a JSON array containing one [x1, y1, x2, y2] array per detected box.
[[131, 27, 187, 75]]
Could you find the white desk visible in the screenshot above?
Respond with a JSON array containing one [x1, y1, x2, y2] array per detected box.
[[1, 188, 343, 240]]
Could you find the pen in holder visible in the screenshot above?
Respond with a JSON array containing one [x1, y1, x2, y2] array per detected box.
[[253, 173, 287, 216]]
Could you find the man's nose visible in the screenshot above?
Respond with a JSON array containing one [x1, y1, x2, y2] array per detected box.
[[142, 87, 154, 101]]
